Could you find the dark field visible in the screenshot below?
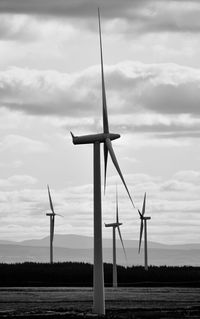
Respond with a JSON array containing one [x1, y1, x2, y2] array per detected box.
[[0, 287, 200, 318]]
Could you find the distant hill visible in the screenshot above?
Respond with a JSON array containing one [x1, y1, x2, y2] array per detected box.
[[0, 234, 199, 266], [1, 234, 199, 250]]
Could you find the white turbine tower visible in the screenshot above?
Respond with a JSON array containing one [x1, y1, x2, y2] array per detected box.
[[46, 185, 61, 264], [138, 193, 151, 271], [105, 186, 127, 287], [71, 9, 134, 315]]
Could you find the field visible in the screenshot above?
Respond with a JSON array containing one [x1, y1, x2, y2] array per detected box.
[[0, 287, 200, 318]]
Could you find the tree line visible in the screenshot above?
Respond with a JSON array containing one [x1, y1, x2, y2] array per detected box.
[[0, 262, 199, 287]]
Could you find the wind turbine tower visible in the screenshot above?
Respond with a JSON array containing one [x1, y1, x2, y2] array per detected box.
[[138, 193, 151, 271], [71, 9, 134, 315], [46, 185, 61, 264], [105, 186, 127, 287]]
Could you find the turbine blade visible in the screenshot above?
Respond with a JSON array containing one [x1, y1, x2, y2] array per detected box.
[[70, 131, 74, 138], [117, 226, 127, 264], [116, 185, 119, 224], [103, 143, 108, 193], [47, 185, 55, 214], [138, 219, 144, 253], [105, 138, 135, 207], [142, 192, 146, 216], [98, 8, 109, 134], [138, 209, 142, 218], [55, 213, 63, 217]]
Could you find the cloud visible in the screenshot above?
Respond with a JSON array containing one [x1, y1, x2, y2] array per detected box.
[[111, 113, 200, 140], [0, 170, 200, 243], [108, 62, 200, 116], [1, 62, 200, 116], [0, 13, 77, 42], [0, 67, 99, 118], [133, 1, 200, 34], [0, 0, 146, 17], [0, 14, 37, 41], [160, 180, 193, 192], [0, 175, 37, 188], [1, 62, 200, 140], [0, 0, 200, 38], [0, 159, 23, 168], [139, 82, 200, 115], [0, 134, 50, 153], [174, 171, 200, 184]]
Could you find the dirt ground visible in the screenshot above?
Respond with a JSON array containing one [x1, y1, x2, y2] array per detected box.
[[0, 287, 200, 318]]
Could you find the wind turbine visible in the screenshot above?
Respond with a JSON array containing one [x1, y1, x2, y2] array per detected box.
[[46, 185, 61, 264], [105, 186, 127, 287], [138, 193, 151, 271], [71, 9, 134, 315]]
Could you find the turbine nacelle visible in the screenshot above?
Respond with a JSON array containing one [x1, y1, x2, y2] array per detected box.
[[46, 213, 63, 218], [71, 132, 120, 145], [139, 214, 151, 221], [46, 213, 54, 216], [105, 222, 122, 228]]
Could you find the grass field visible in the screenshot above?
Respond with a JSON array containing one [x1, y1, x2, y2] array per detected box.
[[0, 287, 200, 318]]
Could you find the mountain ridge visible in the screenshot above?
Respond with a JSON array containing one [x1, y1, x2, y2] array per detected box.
[[0, 234, 199, 250]]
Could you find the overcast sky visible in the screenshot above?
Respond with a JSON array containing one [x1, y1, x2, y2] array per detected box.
[[0, 0, 200, 245]]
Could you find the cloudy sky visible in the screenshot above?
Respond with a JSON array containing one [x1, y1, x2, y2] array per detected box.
[[0, 0, 200, 245]]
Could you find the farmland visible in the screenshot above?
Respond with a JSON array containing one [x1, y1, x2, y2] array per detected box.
[[0, 287, 200, 318]]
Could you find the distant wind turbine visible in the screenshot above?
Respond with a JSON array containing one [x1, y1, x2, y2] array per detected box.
[[105, 186, 127, 287], [46, 185, 62, 264], [138, 193, 151, 271], [71, 8, 134, 315]]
